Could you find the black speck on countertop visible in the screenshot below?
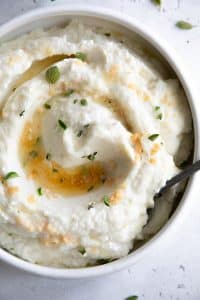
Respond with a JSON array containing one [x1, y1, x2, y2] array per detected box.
[[179, 265, 185, 271], [177, 283, 185, 289]]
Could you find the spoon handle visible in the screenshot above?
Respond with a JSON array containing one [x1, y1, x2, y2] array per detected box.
[[154, 160, 200, 198]]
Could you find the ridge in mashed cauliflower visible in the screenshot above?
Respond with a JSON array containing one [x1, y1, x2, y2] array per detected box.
[[0, 21, 192, 267]]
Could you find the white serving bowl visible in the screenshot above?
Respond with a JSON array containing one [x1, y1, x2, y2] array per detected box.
[[0, 5, 198, 279]]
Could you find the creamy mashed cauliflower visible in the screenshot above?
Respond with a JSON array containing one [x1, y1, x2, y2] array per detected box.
[[0, 21, 192, 267]]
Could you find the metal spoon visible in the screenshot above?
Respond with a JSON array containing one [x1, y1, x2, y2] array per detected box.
[[154, 160, 200, 199]]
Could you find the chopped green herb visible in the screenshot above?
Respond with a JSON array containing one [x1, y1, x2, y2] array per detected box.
[[8, 233, 12, 236], [44, 103, 51, 109], [19, 110, 25, 117], [87, 154, 94, 160], [45, 66, 60, 84], [88, 202, 95, 210], [4, 171, 19, 180], [46, 153, 51, 160], [86, 152, 97, 161], [78, 246, 86, 255], [37, 187, 43, 196], [103, 195, 110, 207], [77, 125, 90, 137], [104, 32, 111, 37], [152, 0, 161, 5], [176, 20, 193, 30], [157, 113, 163, 120], [77, 130, 83, 137], [58, 119, 67, 130], [80, 99, 88, 106], [35, 137, 41, 144], [87, 186, 94, 192], [74, 52, 87, 62], [64, 89, 74, 97], [29, 150, 38, 158], [125, 296, 138, 300], [52, 168, 58, 173], [73, 99, 78, 104], [154, 106, 162, 120], [148, 134, 159, 141]]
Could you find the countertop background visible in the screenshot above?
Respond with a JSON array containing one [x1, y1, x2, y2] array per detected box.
[[0, 1, 200, 299]]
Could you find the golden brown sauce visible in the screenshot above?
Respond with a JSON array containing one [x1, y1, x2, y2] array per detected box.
[[19, 109, 105, 196], [16, 55, 131, 197], [150, 143, 160, 156], [131, 133, 143, 156]]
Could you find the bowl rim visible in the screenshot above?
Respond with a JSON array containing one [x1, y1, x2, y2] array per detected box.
[[0, 5, 198, 279]]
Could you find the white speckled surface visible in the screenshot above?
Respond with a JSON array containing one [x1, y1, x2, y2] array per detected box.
[[0, 1, 200, 299]]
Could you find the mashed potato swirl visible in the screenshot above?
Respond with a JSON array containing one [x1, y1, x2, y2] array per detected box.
[[0, 21, 192, 267]]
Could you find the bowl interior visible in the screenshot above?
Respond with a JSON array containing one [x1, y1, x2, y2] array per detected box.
[[0, 8, 195, 278]]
